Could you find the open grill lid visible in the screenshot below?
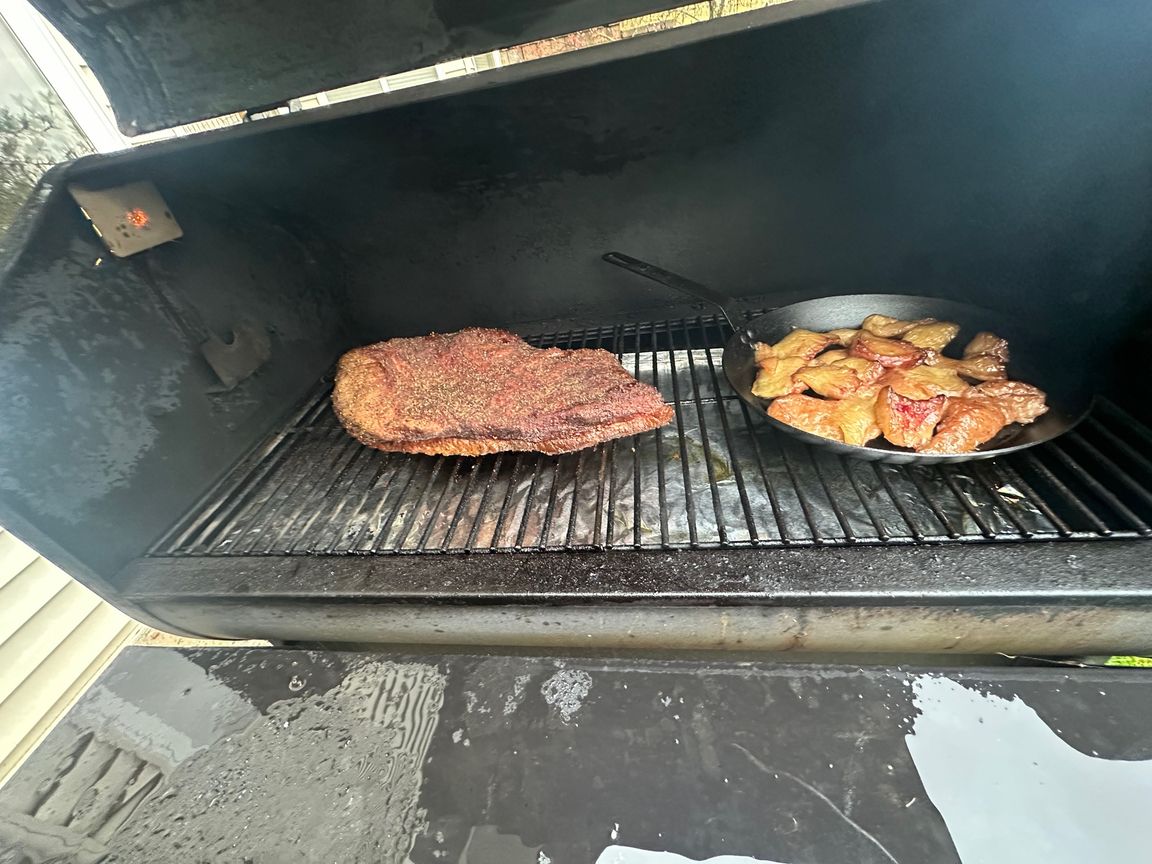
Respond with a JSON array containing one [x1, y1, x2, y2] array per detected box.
[[30, 0, 690, 134]]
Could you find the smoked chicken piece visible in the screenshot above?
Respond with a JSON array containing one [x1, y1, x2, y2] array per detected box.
[[972, 380, 1048, 424], [767, 394, 843, 441], [902, 320, 961, 352], [964, 331, 1010, 364], [767, 391, 882, 445], [832, 356, 886, 385], [880, 365, 969, 400], [875, 387, 946, 449], [793, 364, 862, 399], [861, 314, 926, 338], [850, 331, 926, 369], [918, 396, 1009, 454], [825, 328, 860, 347], [923, 330, 1010, 381], [754, 342, 777, 365], [752, 356, 808, 399], [811, 348, 851, 366], [836, 388, 883, 446], [929, 353, 1008, 382], [772, 328, 836, 360], [760, 315, 1039, 454]]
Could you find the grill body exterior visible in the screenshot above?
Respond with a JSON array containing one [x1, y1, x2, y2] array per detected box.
[[2, 0, 1152, 649]]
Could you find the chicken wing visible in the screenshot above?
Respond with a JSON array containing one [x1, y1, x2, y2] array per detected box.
[[928, 354, 1008, 382], [767, 390, 881, 445], [793, 364, 859, 399], [754, 342, 777, 365], [972, 380, 1048, 425], [875, 387, 946, 449], [811, 348, 851, 366], [793, 364, 862, 399], [832, 356, 886, 385], [861, 314, 925, 338], [767, 393, 844, 442], [825, 328, 860, 347], [758, 314, 1040, 455], [752, 356, 808, 399], [851, 331, 927, 369], [836, 388, 883, 446], [881, 365, 969, 400], [902, 320, 961, 352], [773, 329, 836, 360], [917, 397, 1009, 454], [964, 331, 1010, 363]]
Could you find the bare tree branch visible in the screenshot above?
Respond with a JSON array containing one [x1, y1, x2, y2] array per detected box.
[[0, 91, 90, 232]]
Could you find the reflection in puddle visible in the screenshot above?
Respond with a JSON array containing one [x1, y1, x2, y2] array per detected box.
[[907, 675, 1152, 864], [594, 847, 785, 864]]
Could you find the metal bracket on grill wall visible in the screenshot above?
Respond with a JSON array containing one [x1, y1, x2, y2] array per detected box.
[[69, 181, 183, 258], [201, 323, 273, 392]]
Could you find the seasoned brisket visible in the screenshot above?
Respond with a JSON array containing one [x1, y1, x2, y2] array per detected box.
[[332, 328, 674, 455]]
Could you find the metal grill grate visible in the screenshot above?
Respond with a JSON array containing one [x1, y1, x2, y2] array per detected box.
[[153, 316, 1152, 557]]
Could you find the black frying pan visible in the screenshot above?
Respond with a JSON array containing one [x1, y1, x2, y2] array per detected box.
[[603, 251, 1093, 464]]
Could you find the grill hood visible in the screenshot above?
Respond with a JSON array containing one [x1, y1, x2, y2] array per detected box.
[[30, 0, 691, 134]]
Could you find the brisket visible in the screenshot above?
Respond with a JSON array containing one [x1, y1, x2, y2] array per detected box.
[[332, 328, 674, 455]]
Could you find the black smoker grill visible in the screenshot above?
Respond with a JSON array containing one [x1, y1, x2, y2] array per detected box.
[[3, 0, 1152, 651]]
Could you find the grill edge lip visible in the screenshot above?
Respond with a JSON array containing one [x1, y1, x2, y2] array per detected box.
[[122, 539, 1152, 607]]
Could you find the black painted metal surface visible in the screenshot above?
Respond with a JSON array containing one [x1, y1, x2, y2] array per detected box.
[[28, 0, 699, 133], [3, 646, 1152, 862], [4, 0, 1152, 645]]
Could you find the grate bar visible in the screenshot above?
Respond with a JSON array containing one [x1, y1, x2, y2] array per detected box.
[[736, 398, 791, 542], [665, 321, 700, 547], [480, 454, 514, 549], [650, 321, 671, 547], [1067, 432, 1152, 517], [630, 330, 645, 548], [775, 433, 827, 543], [317, 453, 392, 553], [235, 423, 351, 555], [151, 315, 1152, 559], [989, 459, 1072, 537], [699, 317, 761, 544], [872, 462, 926, 542], [1083, 416, 1152, 482], [680, 318, 729, 545], [515, 454, 547, 549], [968, 461, 1035, 538], [603, 324, 625, 548], [1046, 441, 1151, 535], [441, 457, 484, 551], [289, 442, 376, 552], [1020, 451, 1112, 535], [364, 458, 425, 551], [935, 465, 999, 539]]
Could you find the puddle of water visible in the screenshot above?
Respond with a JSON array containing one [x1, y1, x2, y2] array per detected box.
[[594, 847, 786, 864], [907, 675, 1152, 864]]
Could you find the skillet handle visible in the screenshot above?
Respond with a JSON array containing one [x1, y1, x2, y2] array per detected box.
[[602, 251, 738, 332]]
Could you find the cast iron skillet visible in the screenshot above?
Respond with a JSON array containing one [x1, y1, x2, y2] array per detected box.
[[603, 251, 1093, 464]]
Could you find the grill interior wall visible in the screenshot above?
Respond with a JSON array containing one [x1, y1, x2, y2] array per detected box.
[[121, 0, 1152, 351], [5, 0, 1152, 586]]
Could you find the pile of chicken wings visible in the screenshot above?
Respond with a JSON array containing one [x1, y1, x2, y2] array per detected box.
[[753, 314, 1047, 454]]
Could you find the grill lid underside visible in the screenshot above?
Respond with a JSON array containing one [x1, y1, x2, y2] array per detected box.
[[28, 0, 729, 134]]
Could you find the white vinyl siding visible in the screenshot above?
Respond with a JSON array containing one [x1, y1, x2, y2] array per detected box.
[[0, 530, 137, 784]]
